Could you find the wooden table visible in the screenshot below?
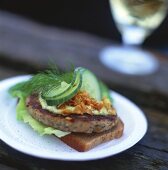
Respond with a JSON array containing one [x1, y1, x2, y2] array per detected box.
[[0, 12, 168, 170]]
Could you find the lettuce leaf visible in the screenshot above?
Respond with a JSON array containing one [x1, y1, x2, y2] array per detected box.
[[9, 90, 70, 138]]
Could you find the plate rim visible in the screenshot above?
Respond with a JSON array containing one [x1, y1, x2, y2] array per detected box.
[[0, 76, 148, 161]]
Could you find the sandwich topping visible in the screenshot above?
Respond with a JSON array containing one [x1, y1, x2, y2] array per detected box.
[[9, 67, 118, 136], [39, 91, 116, 115]]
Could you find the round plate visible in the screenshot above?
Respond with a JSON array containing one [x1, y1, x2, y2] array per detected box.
[[0, 76, 147, 161]]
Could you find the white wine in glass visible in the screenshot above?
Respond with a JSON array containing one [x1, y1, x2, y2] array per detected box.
[[100, 0, 168, 75]]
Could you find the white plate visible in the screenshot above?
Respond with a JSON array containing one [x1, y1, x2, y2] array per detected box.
[[0, 76, 147, 161]]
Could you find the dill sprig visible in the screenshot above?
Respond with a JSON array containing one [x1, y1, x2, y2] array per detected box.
[[9, 67, 74, 97]]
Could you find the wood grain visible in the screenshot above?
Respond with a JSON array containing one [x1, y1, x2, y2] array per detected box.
[[0, 164, 17, 170], [0, 103, 167, 169], [0, 66, 25, 80], [140, 108, 168, 153], [0, 141, 167, 170]]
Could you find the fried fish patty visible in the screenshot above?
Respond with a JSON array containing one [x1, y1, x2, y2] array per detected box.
[[26, 94, 118, 133]]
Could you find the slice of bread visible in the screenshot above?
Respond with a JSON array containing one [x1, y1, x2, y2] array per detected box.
[[61, 118, 124, 152]]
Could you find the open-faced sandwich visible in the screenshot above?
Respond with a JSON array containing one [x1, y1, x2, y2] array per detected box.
[[9, 67, 124, 152]]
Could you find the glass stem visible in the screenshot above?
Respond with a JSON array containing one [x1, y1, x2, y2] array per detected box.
[[121, 27, 147, 46]]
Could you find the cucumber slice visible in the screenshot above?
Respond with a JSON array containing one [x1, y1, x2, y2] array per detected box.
[[99, 81, 113, 103], [42, 82, 70, 98], [81, 69, 101, 101], [45, 67, 83, 106], [42, 72, 75, 99]]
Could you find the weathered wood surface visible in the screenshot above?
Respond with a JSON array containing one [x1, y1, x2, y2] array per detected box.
[[0, 12, 167, 170], [0, 66, 25, 80], [0, 141, 167, 170], [0, 164, 17, 170]]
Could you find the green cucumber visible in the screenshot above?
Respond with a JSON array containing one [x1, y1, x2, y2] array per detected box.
[[42, 72, 77, 98], [80, 69, 101, 101], [42, 82, 70, 98], [44, 67, 83, 106], [42, 67, 111, 106], [99, 81, 113, 103]]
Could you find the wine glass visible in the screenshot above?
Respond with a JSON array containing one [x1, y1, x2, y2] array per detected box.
[[100, 0, 168, 75]]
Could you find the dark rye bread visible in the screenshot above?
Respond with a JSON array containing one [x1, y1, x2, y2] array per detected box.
[[61, 118, 124, 152]]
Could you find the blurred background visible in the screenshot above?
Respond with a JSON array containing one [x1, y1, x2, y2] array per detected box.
[[0, 0, 168, 96], [0, 0, 168, 52]]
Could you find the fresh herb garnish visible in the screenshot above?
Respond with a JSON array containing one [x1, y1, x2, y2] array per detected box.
[[9, 68, 74, 97]]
